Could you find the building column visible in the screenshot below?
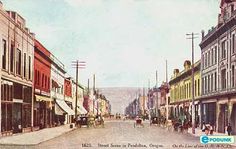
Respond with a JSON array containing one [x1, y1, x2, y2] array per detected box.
[[199, 102, 202, 129], [216, 101, 220, 132], [228, 99, 233, 123]]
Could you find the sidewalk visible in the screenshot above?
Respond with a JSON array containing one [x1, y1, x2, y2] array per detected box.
[[0, 124, 76, 145]]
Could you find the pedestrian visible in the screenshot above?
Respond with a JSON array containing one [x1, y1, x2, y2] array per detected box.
[[210, 124, 214, 135], [205, 125, 209, 135], [227, 123, 232, 136], [202, 122, 206, 132]]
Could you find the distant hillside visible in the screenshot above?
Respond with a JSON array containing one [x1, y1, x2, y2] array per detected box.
[[99, 87, 144, 114]]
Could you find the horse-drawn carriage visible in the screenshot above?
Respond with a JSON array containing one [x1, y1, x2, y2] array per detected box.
[[171, 119, 191, 133], [76, 116, 89, 128], [95, 115, 104, 128], [134, 117, 144, 128], [150, 117, 158, 126]]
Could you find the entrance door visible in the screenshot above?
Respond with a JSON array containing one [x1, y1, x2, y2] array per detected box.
[[12, 103, 22, 133]]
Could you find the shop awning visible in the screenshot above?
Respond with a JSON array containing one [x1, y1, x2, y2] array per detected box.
[[55, 102, 66, 115], [77, 104, 88, 115], [35, 95, 52, 102], [55, 99, 75, 115]]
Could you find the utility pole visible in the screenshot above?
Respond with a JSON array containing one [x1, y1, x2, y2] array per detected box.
[[156, 70, 158, 88], [93, 74, 96, 115], [186, 32, 198, 134], [166, 60, 169, 121], [72, 60, 86, 120]]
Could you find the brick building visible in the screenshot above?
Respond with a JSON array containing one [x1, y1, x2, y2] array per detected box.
[[0, 2, 34, 135]]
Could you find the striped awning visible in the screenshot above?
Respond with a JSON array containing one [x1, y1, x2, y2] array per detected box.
[[55, 99, 75, 115]]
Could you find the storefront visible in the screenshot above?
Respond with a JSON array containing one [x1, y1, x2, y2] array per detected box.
[[1, 80, 32, 135], [201, 101, 216, 126], [34, 95, 54, 129], [54, 99, 74, 125]]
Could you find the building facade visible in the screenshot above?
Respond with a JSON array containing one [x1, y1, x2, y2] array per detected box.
[[169, 60, 201, 124], [34, 39, 52, 129], [0, 3, 34, 135], [199, 0, 236, 134]]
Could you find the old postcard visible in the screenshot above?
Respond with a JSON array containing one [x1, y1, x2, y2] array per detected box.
[[0, 0, 235, 149]]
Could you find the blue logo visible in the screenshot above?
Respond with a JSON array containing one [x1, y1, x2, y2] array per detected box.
[[201, 136, 209, 144], [200, 136, 234, 144]]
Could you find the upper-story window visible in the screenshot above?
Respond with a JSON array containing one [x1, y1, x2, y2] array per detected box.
[[23, 53, 26, 78], [215, 46, 217, 64], [10, 43, 14, 73], [2, 39, 7, 70], [208, 51, 210, 66], [211, 49, 214, 65], [221, 40, 226, 59], [16, 49, 21, 75], [221, 69, 227, 90], [202, 54, 205, 69], [28, 56, 31, 80], [232, 34, 235, 54], [205, 53, 208, 68]]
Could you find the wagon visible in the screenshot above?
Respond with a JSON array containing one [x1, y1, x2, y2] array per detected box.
[[150, 117, 158, 126], [76, 116, 89, 128], [134, 118, 144, 128], [95, 115, 104, 128]]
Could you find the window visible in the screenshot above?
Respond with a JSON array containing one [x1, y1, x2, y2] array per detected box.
[[233, 34, 235, 54], [232, 65, 235, 87], [222, 40, 226, 59], [215, 72, 217, 91], [2, 39, 7, 70], [202, 55, 205, 69], [38, 71, 40, 86], [42, 74, 44, 88], [211, 49, 214, 65], [208, 75, 210, 93], [16, 49, 21, 75], [215, 46, 217, 64], [205, 53, 208, 68], [198, 79, 200, 96], [45, 76, 47, 89], [23, 53, 26, 78], [221, 69, 226, 90], [211, 74, 213, 92], [10, 43, 14, 72], [208, 51, 210, 66], [28, 56, 31, 80]]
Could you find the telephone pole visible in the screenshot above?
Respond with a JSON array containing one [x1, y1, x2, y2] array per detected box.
[[72, 60, 86, 120], [186, 32, 198, 134]]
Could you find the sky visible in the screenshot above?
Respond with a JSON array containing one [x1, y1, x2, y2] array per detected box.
[[1, 0, 221, 88]]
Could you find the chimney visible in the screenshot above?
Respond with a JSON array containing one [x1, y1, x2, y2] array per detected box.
[[173, 69, 179, 77], [30, 32, 35, 39], [201, 30, 205, 40], [184, 60, 191, 70]]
